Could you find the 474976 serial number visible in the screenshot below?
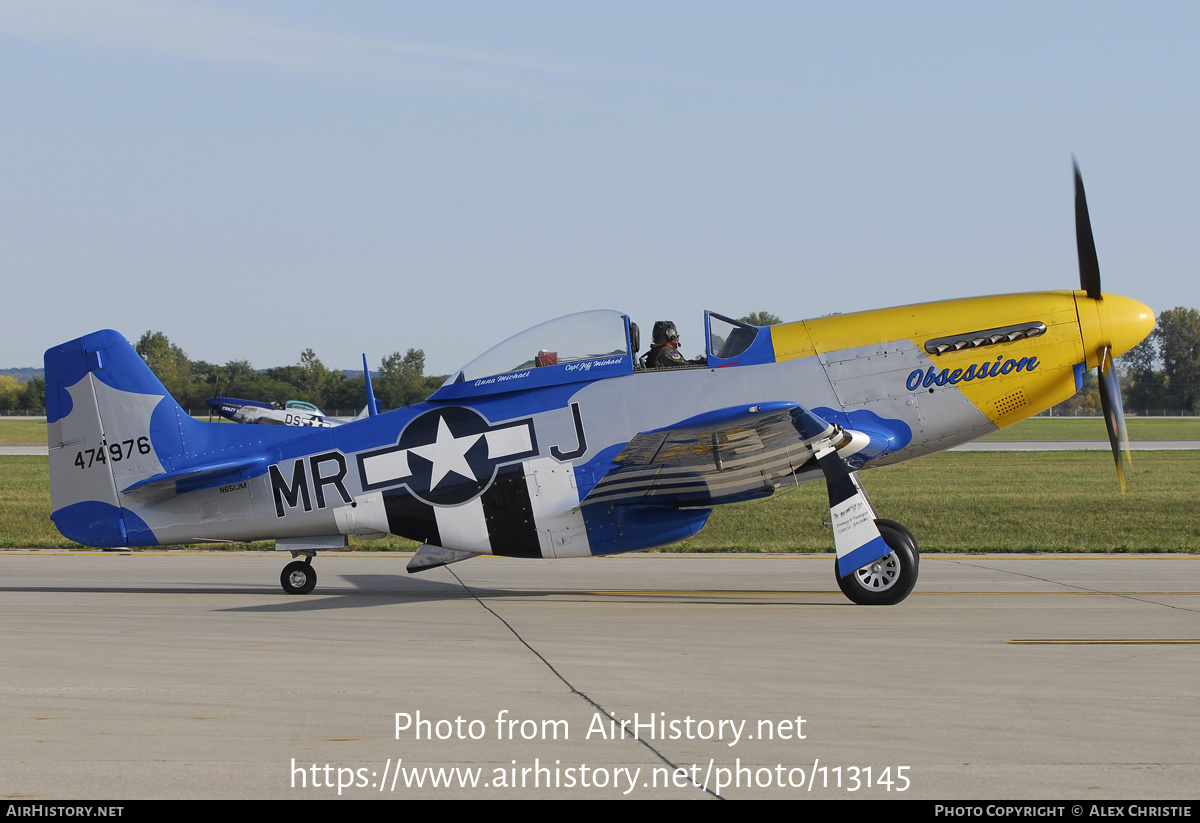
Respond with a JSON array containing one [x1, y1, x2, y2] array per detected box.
[[73, 437, 151, 470]]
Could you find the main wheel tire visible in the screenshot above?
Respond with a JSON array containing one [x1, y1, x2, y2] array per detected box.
[[280, 560, 317, 595], [836, 521, 919, 606], [874, 519, 919, 569]]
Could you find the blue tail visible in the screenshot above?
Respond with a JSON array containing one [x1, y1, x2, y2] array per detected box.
[[45, 330, 298, 546]]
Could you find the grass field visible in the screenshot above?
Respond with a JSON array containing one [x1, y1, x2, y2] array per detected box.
[[0, 419, 47, 445], [983, 416, 1200, 441], [4, 451, 1196, 552], [681, 450, 1200, 552]]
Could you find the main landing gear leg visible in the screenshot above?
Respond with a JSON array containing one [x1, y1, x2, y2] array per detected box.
[[280, 553, 317, 595], [816, 447, 920, 606]]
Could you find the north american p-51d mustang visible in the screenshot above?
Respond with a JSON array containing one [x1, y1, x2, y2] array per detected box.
[[205, 397, 342, 428], [44, 167, 1153, 604]]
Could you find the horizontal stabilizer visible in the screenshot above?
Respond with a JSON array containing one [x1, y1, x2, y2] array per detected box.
[[121, 457, 268, 494]]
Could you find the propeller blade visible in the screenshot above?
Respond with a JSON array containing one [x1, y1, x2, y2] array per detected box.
[[1075, 161, 1103, 300], [1097, 345, 1131, 494]]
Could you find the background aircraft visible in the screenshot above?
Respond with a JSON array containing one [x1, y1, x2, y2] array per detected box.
[[205, 397, 340, 428], [43, 167, 1152, 605]]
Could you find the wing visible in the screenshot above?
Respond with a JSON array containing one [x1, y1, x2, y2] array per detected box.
[[580, 401, 843, 508], [581, 400, 894, 575]]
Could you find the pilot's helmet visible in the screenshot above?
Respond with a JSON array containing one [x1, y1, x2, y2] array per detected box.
[[652, 321, 679, 344]]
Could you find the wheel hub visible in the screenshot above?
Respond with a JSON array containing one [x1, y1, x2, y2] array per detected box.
[[288, 570, 308, 588], [853, 551, 899, 591]]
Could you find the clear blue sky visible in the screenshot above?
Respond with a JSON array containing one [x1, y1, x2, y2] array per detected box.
[[2, 1, 1196, 375]]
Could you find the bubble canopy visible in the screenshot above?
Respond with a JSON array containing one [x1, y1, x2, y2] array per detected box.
[[432, 310, 633, 400]]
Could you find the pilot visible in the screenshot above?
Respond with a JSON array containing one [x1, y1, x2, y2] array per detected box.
[[645, 321, 702, 369]]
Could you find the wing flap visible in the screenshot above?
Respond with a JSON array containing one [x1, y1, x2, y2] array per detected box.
[[581, 401, 841, 508]]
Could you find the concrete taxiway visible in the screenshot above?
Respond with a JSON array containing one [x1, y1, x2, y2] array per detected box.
[[1, 551, 1197, 800]]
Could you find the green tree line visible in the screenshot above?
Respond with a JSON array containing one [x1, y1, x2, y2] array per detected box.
[[0, 374, 46, 412], [1118, 307, 1200, 413], [4, 309, 1199, 414], [134, 331, 445, 414], [0, 331, 444, 414]]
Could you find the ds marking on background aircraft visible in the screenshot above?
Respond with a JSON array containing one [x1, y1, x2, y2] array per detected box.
[[43, 166, 1153, 605], [206, 397, 340, 428]]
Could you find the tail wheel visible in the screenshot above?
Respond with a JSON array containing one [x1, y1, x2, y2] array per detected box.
[[836, 521, 919, 606], [280, 559, 317, 595]]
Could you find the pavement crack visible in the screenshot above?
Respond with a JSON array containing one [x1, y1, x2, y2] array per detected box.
[[446, 566, 722, 799], [943, 558, 1200, 613]]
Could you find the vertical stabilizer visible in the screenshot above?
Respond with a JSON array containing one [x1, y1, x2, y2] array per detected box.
[[46, 330, 319, 547], [45, 331, 174, 545]]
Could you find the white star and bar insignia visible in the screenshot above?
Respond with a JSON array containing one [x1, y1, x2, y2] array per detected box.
[[356, 407, 537, 506]]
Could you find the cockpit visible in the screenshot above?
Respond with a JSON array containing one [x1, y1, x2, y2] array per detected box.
[[429, 309, 776, 401]]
